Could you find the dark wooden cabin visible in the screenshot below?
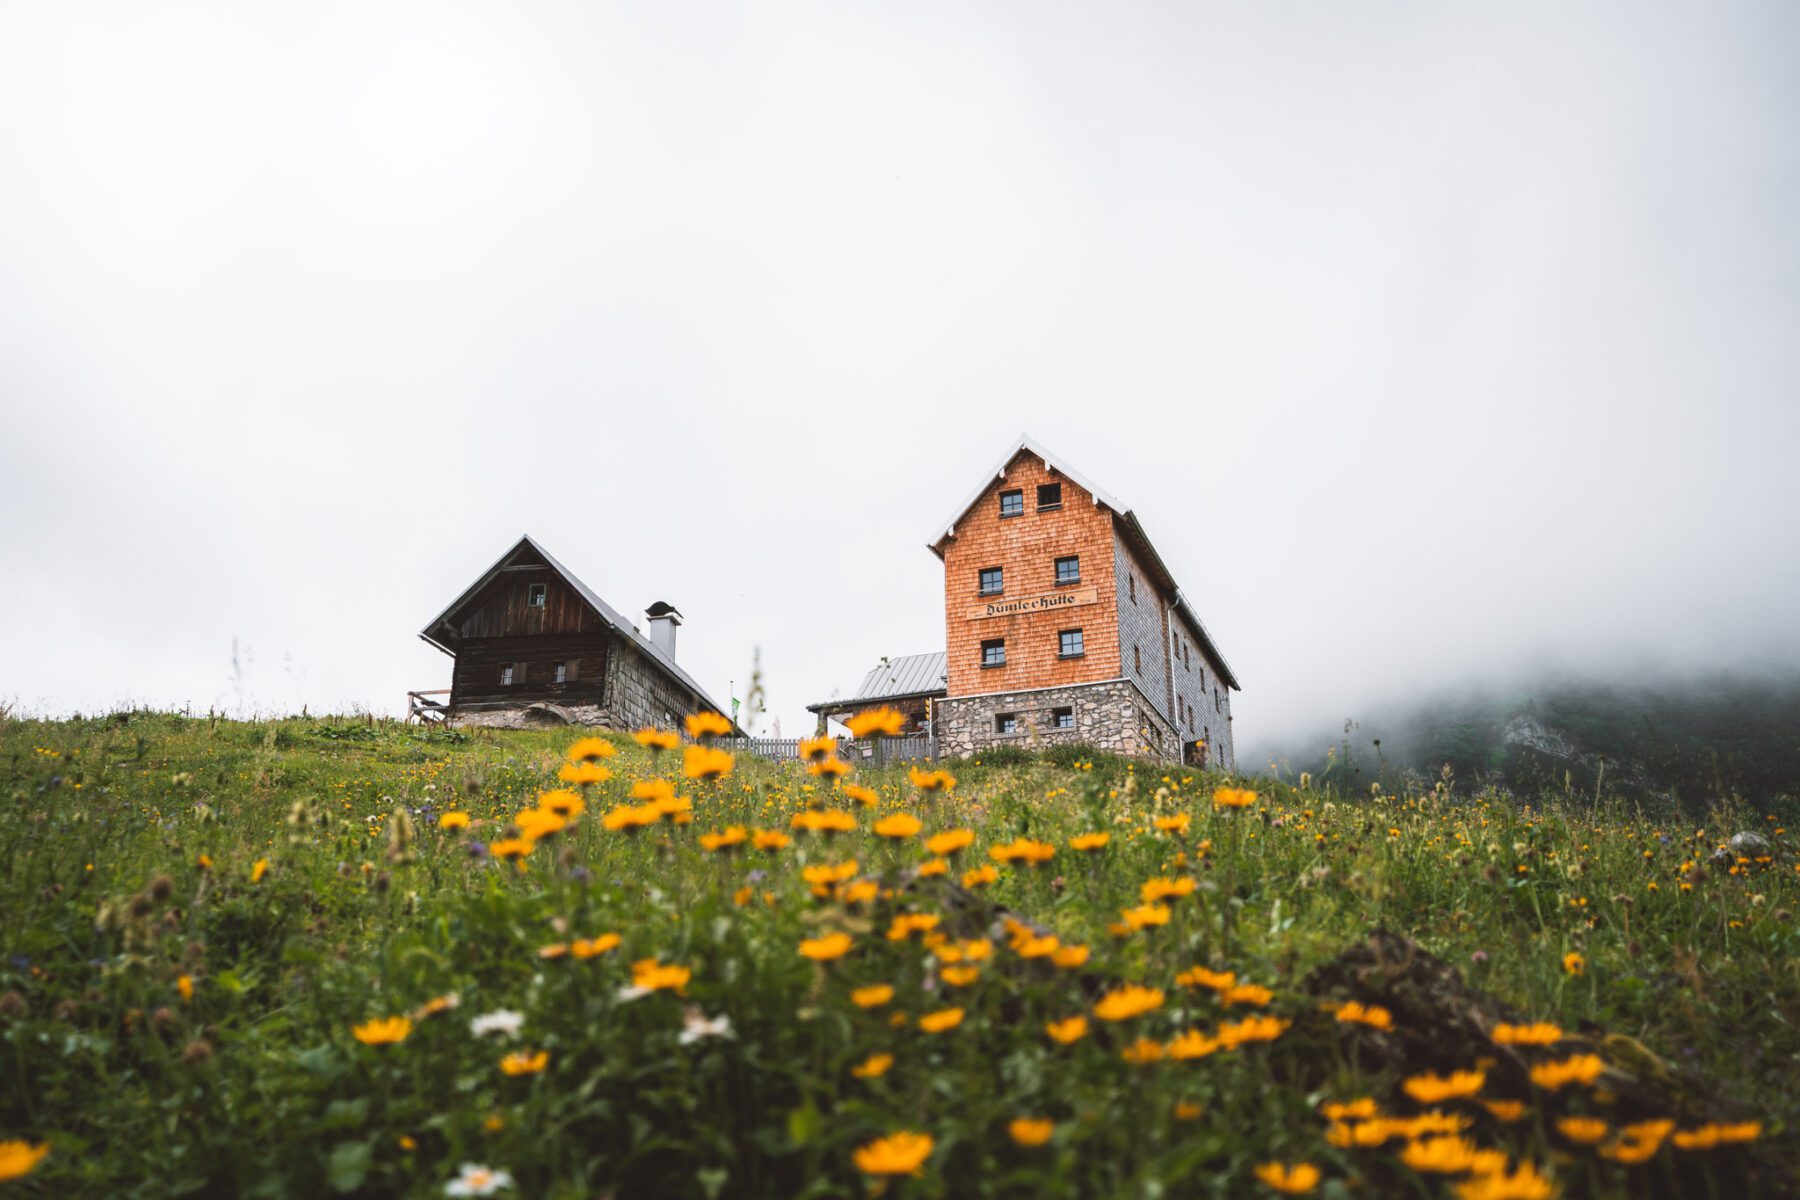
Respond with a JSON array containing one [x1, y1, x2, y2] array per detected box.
[[419, 536, 728, 730]]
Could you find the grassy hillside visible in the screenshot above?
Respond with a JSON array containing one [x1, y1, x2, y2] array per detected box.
[[1280, 674, 1800, 815], [1, 711, 1796, 1197]]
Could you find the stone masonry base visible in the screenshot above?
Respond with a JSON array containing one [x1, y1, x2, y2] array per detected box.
[[935, 679, 1179, 762], [449, 703, 609, 730]]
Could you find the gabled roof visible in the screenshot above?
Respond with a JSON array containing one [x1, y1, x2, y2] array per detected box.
[[807, 651, 948, 713], [926, 435, 1241, 691], [419, 535, 730, 715], [927, 434, 1126, 554]]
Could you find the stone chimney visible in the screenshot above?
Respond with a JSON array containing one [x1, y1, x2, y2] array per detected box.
[[645, 601, 683, 660]]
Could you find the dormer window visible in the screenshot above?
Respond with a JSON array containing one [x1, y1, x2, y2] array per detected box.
[[999, 489, 1024, 518], [527, 583, 547, 608]]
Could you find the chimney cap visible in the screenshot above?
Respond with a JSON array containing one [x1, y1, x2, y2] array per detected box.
[[645, 601, 684, 623]]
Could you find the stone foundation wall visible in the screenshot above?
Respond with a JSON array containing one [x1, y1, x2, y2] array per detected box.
[[935, 679, 1179, 761], [450, 703, 608, 730]]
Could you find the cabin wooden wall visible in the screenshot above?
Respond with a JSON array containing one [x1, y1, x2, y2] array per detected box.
[[451, 564, 603, 641], [452, 634, 610, 708]]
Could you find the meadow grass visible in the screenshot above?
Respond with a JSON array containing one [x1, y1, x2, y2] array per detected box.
[[1, 711, 1795, 1198]]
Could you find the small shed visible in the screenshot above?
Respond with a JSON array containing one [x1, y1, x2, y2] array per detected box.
[[807, 651, 947, 735]]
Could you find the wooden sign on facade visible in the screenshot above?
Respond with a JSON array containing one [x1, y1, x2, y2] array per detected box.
[[964, 586, 1100, 622]]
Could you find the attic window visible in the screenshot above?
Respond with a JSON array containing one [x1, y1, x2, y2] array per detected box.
[[1037, 483, 1062, 510], [527, 583, 547, 608], [999, 489, 1024, 518]]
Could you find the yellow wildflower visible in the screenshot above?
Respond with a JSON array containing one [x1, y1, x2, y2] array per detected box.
[[352, 1016, 411, 1046], [557, 761, 611, 786], [846, 707, 906, 738], [874, 813, 923, 839], [573, 933, 621, 958], [1528, 1054, 1604, 1091], [1403, 1069, 1486, 1104], [1334, 1001, 1393, 1030], [908, 767, 956, 793], [634, 728, 679, 751], [499, 1049, 548, 1076], [1253, 1162, 1320, 1194], [852, 1131, 933, 1176], [0, 1142, 51, 1183], [684, 711, 732, 739], [799, 933, 854, 962], [852, 1052, 893, 1078], [1556, 1117, 1608, 1145], [926, 828, 975, 856], [919, 1007, 964, 1033], [1093, 985, 1164, 1021], [683, 745, 734, 781], [566, 736, 616, 762]]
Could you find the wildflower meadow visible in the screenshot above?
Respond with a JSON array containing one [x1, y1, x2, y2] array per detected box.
[[1, 710, 1795, 1197]]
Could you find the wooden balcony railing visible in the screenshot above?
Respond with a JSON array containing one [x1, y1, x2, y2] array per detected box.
[[407, 690, 451, 723]]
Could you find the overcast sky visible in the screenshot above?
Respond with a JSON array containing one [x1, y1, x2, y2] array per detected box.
[[3, 3, 1798, 758]]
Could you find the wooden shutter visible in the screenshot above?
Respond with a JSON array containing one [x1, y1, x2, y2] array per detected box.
[[566, 658, 580, 681]]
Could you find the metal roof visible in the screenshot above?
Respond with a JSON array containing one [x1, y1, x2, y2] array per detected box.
[[807, 651, 947, 712], [419, 535, 732, 718]]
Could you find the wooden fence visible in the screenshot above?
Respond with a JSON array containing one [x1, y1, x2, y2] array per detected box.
[[716, 734, 936, 766]]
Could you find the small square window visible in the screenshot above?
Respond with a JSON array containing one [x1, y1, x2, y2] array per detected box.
[[1055, 555, 1080, 585], [527, 583, 547, 608], [999, 489, 1024, 518], [554, 661, 567, 684], [979, 567, 1004, 596], [981, 638, 1006, 668], [1059, 628, 1084, 658], [500, 663, 515, 686], [995, 713, 1018, 734], [1037, 482, 1062, 510], [1052, 706, 1074, 730]]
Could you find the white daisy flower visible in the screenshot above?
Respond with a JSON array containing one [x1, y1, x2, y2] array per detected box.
[[468, 1010, 524, 1039], [445, 1163, 513, 1196], [678, 1006, 732, 1045]]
